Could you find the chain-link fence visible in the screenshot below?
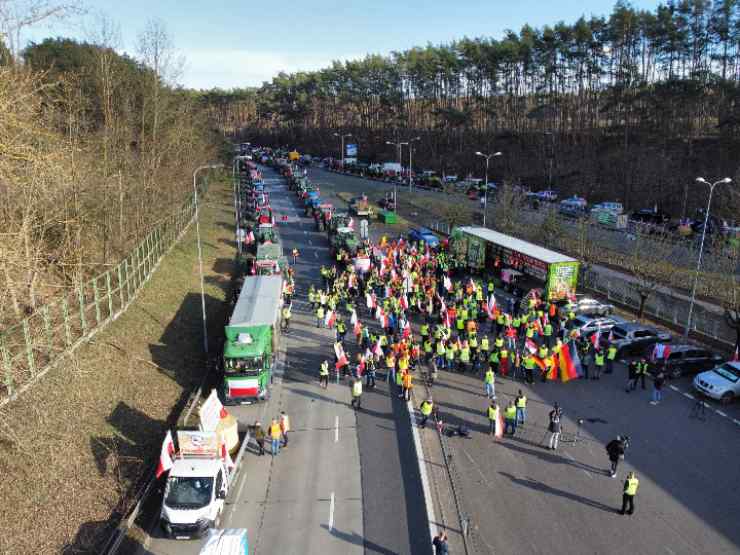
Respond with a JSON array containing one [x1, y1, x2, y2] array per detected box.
[[0, 177, 212, 406]]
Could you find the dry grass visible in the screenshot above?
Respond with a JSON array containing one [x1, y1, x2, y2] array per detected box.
[[0, 180, 236, 555]]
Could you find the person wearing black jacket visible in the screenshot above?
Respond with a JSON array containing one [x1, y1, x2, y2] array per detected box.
[[606, 436, 627, 477]]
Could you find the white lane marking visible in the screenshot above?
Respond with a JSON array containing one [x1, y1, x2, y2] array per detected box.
[[335, 415, 339, 442], [406, 399, 437, 543], [733, 419, 740, 426], [683, 392, 695, 400], [564, 451, 593, 479], [309, 239, 313, 246], [314, 251, 319, 259], [669, 385, 680, 392], [304, 230, 308, 235], [328, 491, 335, 532], [715, 410, 728, 417]]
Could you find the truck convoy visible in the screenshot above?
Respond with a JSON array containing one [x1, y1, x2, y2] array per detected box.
[[160, 390, 249, 539], [222, 275, 283, 404]]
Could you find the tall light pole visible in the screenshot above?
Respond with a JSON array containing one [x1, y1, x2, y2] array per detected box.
[[386, 140, 408, 209], [475, 151, 502, 227], [684, 176, 732, 338], [408, 136, 421, 193], [334, 132, 352, 168], [193, 163, 224, 354]]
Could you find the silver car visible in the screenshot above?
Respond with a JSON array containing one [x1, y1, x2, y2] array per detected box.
[[693, 362, 740, 403]]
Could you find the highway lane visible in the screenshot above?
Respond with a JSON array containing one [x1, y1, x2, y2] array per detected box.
[[147, 170, 430, 555], [423, 362, 740, 555]]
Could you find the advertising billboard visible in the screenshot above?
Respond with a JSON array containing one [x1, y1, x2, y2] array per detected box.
[[345, 143, 358, 157], [547, 261, 579, 301]]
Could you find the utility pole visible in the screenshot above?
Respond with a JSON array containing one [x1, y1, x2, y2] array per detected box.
[[475, 151, 502, 228]]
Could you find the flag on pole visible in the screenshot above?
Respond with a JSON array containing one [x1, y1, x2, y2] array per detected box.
[[350, 310, 358, 326], [559, 342, 579, 382], [366, 293, 374, 309], [486, 294, 496, 319], [590, 330, 601, 351], [325, 309, 336, 328], [372, 338, 383, 357], [494, 409, 504, 439], [348, 217, 354, 228], [354, 320, 362, 336], [334, 342, 349, 368], [400, 295, 409, 310], [525, 338, 538, 355], [156, 431, 175, 478], [443, 275, 452, 291], [221, 441, 235, 470], [402, 320, 411, 339]]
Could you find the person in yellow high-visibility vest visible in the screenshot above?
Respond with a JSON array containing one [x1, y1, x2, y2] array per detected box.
[[484, 368, 495, 399], [419, 398, 434, 428], [270, 418, 282, 456], [515, 390, 527, 425], [620, 472, 640, 515], [351, 378, 363, 409], [504, 401, 517, 435], [487, 401, 499, 436]]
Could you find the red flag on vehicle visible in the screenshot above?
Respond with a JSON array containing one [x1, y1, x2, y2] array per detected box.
[[156, 431, 175, 478]]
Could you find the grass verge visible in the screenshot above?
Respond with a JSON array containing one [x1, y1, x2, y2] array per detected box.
[[0, 179, 236, 555]]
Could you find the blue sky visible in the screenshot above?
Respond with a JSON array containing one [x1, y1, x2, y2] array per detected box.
[[25, 0, 663, 89]]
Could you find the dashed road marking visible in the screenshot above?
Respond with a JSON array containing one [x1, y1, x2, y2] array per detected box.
[[669, 385, 680, 392], [314, 251, 319, 259], [734, 419, 740, 426], [683, 392, 694, 400], [335, 415, 339, 442], [564, 451, 594, 479], [715, 410, 727, 417], [309, 239, 313, 246]]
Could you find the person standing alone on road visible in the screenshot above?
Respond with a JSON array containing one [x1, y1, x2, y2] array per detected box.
[[484, 367, 495, 399], [606, 435, 627, 477], [351, 378, 363, 409], [619, 472, 639, 515], [651, 371, 665, 405], [488, 400, 500, 436], [547, 403, 562, 450], [320, 360, 330, 388]]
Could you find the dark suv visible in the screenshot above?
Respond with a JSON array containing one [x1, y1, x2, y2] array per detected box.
[[644, 344, 723, 379], [602, 323, 671, 358]]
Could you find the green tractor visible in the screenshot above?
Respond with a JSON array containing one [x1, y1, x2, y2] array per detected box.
[[329, 227, 360, 257]]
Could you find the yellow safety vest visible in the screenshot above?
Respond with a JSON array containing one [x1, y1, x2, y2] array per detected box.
[[352, 381, 362, 397], [505, 406, 517, 420], [516, 396, 527, 408], [487, 406, 498, 420], [485, 371, 495, 384], [481, 338, 489, 351], [421, 401, 433, 416], [320, 362, 329, 376], [625, 477, 639, 496], [608, 347, 617, 360]]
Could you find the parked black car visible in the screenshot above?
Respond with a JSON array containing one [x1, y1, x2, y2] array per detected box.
[[643, 344, 724, 379]]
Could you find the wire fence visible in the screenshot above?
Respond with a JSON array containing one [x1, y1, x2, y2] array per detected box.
[[0, 177, 212, 407]]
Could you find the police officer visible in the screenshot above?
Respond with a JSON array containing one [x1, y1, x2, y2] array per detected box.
[[619, 472, 639, 515]]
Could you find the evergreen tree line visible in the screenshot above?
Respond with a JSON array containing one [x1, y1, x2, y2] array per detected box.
[[0, 33, 221, 323], [216, 0, 740, 217]]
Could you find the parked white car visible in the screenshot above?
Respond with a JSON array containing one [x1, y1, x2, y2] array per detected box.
[[693, 362, 740, 403]]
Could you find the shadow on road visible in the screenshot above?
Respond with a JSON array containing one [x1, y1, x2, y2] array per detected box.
[[499, 472, 617, 513]]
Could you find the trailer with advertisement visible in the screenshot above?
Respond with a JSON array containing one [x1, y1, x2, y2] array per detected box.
[[451, 226, 579, 301], [222, 275, 283, 404]]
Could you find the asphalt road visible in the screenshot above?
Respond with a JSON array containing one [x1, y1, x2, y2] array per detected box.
[[146, 170, 430, 555], [425, 361, 740, 555]]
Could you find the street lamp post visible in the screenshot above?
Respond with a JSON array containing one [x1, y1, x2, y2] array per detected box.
[[193, 163, 224, 355], [408, 136, 421, 193], [334, 132, 352, 169], [386, 140, 408, 209], [475, 151, 502, 227], [684, 176, 732, 338]]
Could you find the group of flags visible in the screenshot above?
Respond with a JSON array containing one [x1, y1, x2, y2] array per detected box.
[[528, 340, 583, 383]]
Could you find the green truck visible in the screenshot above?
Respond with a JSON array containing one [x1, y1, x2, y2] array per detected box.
[[451, 226, 579, 301], [222, 275, 283, 404], [329, 227, 360, 256], [254, 242, 285, 275]]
